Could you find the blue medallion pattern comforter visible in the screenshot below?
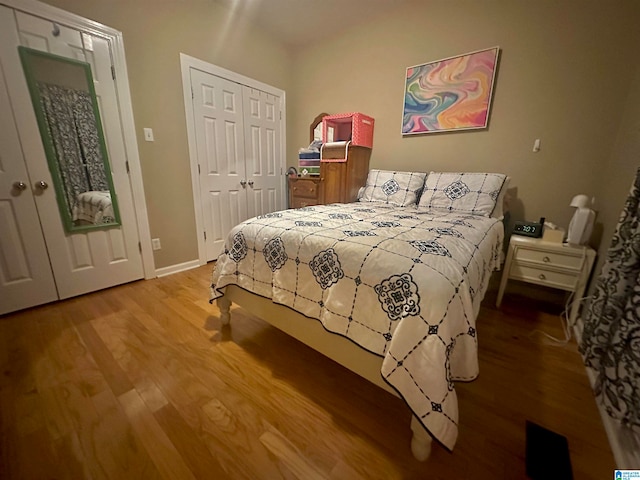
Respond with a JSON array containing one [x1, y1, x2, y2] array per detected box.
[[210, 202, 504, 450]]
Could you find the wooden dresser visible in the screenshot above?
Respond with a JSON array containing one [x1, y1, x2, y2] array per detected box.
[[289, 144, 371, 208]]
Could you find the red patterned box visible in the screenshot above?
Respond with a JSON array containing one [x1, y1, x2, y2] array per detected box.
[[322, 112, 374, 148]]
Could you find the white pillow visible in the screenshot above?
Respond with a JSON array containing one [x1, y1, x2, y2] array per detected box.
[[417, 172, 508, 217], [358, 170, 427, 206]]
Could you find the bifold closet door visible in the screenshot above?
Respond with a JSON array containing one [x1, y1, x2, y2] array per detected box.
[[0, 33, 58, 315], [241, 85, 283, 220], [191, 69, 285, 261], [191, 68, 249, 261], [0, 7, 144, 305]]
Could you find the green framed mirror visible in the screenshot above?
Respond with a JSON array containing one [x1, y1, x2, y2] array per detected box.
[[18, 46, 121, 232]]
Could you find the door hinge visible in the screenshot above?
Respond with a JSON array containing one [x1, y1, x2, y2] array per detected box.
[[138, 241, 142, 253], [198, 164, 201, 175], [191, 87, 194, 100], [125, 161, 130, 174], [111, 65, 116, 80], [204, 231, 207, 240]]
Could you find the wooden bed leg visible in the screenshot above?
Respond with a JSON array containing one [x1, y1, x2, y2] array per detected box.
[[217, 296, 231, 325], [410, 416, 433, 461]]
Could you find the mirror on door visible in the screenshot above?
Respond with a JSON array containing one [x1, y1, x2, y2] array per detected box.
[[18, 46, 121, 232]]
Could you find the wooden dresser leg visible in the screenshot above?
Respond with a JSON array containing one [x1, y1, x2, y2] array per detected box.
[[410, 416, 433, 461], [218, 296, 231, 325]]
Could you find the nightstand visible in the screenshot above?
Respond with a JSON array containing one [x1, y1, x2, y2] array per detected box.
[[496, 235, 596, 323], [288, 176, 322, 208]]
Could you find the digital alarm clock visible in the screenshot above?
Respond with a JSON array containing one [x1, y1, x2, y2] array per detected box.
[[513, 218, 545, 238]]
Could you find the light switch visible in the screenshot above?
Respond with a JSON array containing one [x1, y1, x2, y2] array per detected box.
[[144, 128, 154, 142], [533, 138, 541, 152]]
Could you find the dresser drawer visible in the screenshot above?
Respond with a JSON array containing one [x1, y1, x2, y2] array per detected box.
[[513, 246, 583, 270], [290, 179, 320, 199], [510, 263, 578, 290]]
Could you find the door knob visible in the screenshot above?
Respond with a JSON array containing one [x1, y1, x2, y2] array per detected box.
[[240, 179, 247, 187], [36, 180, 49, 190], [248, 180, 254, 187], [13, 181, 27, 191]]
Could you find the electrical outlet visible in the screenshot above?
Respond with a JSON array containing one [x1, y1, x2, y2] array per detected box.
[[151, 238, 161, 250]]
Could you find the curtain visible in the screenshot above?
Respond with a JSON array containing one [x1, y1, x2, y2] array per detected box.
[[38, 82, 108, 217], [580, 167, 640, 429]]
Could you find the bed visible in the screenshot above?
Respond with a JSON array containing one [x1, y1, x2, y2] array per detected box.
[[72, 190, 115, 225], [210, 171, 507, 460]]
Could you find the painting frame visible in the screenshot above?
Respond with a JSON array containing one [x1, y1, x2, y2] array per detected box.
[[402, 47, 500, 135]]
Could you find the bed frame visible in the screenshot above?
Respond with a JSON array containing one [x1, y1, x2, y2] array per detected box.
[[217, 284, 434, 461]]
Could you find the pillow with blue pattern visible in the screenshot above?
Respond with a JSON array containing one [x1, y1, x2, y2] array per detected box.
[[417, 172, 507, 217], [358, 170, 427, 206]]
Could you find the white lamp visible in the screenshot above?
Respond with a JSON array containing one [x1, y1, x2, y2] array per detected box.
[[566, 194, 595, 245]]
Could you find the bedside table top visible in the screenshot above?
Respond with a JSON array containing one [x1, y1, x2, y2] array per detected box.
[[509, 234, 594, 254]]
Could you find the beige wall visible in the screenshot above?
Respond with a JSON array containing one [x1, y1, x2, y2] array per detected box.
[[45, 0, 292, 269], [589, 62, 640, 289], [39, 0, 640, 272], [290, 1, 640, 242]]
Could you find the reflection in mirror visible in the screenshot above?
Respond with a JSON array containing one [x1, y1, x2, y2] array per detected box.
[[18, 46, 120, 232]]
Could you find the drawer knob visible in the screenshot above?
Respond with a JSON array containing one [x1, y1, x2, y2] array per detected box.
[[539, 273, 546, 280], [293, 187, 298, 191], [542, 256, 551, 263]]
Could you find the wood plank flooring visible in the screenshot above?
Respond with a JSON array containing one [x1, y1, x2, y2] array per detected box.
[[0, 264, 614, 479]]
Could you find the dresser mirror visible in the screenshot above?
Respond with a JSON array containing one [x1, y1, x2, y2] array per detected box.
[[18, 46, 121, 232], [310, 112, 328, 143]]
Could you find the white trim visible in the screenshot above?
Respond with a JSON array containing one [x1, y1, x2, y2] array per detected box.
[[155, 259, 201, 278], [180, 53, 287, 265], [111, 30, 155, 279], [180, 54, 205, 266], [574, 319, 640, 469], [2, 0, 117, 37], [181, 53, 286, 98], [2, 0, 155, 279]]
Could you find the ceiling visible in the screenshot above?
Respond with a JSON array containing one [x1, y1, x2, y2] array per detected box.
[[211, 0, 407, 51]]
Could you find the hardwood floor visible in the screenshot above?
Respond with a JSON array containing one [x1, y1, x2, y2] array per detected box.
[[0, 264, 614, 479]]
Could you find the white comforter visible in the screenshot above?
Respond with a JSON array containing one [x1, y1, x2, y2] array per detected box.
[[210, 202, 504, 449]]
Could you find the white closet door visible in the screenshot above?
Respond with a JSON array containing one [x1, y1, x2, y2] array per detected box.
[[242, 86, 284, 219], [191, 68, 248, 261], [0, 36, 58, 315], [0, 10, 143, 300]]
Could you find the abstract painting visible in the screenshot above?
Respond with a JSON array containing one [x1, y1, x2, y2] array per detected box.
[[402, 47, 499, 135]]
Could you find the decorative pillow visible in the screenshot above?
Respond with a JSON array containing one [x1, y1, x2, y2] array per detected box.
[[358, 170, 427, 206], [417, 172, 507, 217]]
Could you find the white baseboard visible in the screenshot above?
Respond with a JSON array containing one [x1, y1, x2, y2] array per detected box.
[[155, 259, 202, 277], [574, 319, 640, 469]]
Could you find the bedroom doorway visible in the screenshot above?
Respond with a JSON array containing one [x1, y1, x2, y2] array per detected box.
[[181, 54, 286, 262]]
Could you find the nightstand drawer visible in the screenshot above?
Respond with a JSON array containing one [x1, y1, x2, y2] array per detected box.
[[513, 246, 583, 270], [510, 263, 578, 290], [290, 179, 320, 199]]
